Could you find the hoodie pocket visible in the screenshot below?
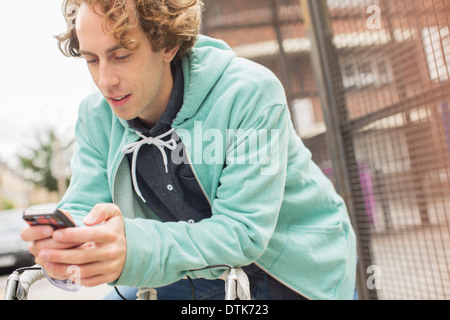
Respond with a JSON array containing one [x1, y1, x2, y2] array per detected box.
[[271, 222, 349, 299]]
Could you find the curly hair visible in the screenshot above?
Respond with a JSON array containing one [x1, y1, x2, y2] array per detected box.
[[56, 0, 203, 60]]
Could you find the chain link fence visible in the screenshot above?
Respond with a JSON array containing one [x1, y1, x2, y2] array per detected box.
[[202, 0, 450, 299]]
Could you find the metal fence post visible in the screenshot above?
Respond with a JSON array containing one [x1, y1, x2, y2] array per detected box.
[[300, 0, 377, 300]]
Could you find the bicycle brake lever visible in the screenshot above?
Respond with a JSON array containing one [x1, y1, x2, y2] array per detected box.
[[4, 272, 20, 300]]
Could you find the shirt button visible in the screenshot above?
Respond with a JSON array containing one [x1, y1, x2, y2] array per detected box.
[[167, 184, 174, 191], [188, 219, 195, 224]]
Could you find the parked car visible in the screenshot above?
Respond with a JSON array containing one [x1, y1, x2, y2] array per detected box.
[[0, 209, 35, 273]]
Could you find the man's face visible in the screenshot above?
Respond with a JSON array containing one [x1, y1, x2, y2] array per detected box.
[[76, 2, 175, 126]]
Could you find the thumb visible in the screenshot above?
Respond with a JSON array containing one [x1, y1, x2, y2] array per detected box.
[[83, 203, 122, 226], [58, 209, 76, 225]]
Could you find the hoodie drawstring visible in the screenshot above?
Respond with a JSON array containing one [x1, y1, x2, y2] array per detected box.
[[121, 128, 177, 203]]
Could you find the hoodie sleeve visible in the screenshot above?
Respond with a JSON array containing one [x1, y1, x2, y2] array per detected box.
[[115, 103, 290, 288], [57, 99, 113, 226]]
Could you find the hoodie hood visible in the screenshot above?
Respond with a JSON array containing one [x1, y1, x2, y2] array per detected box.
[[172, 35, 236, 126]]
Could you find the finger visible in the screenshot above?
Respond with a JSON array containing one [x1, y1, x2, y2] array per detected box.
[[78, 261, 123, 287], [39, 240, 124, 266], [83, 203, 122, 226], [82, 273, 117, 288], [39, 247, 96, 266], [42, 262, 70, 280], [58, 209, 77, 226], [43, 259, 122, 286], [53, 223, 122, 244], [32, 237, 82, 254], [21, 225, 54, 242], [74, 260, 122, 282]]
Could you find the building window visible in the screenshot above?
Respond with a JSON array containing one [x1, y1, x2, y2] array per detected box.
[[292, 98, 326, 137], [340, 56, 393, 89], [327, 0, 379, 9], [422, 26, 450, 82]]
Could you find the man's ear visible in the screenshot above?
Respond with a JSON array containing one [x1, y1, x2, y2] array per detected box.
[[163, 46, 180, 63]]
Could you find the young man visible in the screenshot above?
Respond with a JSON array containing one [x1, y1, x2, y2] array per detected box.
[[21, 0, 356, 300]]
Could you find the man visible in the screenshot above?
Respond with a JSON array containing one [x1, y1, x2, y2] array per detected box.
[[21, 0, 356, 300]]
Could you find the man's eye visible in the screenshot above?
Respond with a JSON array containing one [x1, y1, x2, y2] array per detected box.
[[86, 58, 98, 65], [116, 54, 130, 62]]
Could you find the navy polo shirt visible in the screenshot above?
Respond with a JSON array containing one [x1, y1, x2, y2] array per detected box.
[[126, 61, 211, 223]]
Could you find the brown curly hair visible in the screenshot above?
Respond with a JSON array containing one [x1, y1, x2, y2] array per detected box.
[[56, 0, 203, 60]]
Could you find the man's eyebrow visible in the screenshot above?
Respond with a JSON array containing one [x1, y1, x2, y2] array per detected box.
[[79, 45, 123, 55]]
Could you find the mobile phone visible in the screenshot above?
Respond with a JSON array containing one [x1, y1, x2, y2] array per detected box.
[[23, 208, 76, 229]]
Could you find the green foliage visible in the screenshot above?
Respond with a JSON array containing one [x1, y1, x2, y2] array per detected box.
[[18, 127, 73, 192], [1, 198, 15, 210]]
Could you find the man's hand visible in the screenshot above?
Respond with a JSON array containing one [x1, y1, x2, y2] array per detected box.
[[21, 210, 81, 256], [21, 204, 127, 287]]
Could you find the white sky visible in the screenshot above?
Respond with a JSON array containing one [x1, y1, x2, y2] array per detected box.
[[0, 1, 97, 169]]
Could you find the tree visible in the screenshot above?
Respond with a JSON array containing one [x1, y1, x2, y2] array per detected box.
[[18, 127, 74, 194]]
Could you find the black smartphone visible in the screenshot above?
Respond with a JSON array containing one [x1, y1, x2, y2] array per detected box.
[[23, 208, 76, 229]]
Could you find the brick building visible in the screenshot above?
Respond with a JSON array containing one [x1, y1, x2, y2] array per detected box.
[[0, 161, 30, 209], [202, 0, 450, 299], [0, 160, 58, 209]]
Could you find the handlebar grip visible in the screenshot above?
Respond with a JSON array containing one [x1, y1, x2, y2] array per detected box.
[[17, 268, 45, 300]]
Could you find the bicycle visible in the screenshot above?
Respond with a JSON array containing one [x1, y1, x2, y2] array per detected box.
[[3, 264, 251, 300]]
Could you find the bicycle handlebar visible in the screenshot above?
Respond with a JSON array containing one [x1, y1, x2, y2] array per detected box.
[[4, 265, 251, 300], [17, 269, 45, 299], [4, 266, 45, 300]]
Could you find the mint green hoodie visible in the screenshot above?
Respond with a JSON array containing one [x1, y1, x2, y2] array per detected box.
[[59, 35, 356, 300]]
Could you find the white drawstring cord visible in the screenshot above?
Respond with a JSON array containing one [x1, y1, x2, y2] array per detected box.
[[121, 128, 177, 203]]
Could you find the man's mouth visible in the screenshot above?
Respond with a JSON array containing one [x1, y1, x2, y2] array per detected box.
[[108, 94, 132, 107], [111, 94, 131, 101]]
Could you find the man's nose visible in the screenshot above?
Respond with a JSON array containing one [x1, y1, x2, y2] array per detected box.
[[97, 62, 120, 89]]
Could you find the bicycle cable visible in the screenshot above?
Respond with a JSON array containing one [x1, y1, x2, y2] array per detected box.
[[114, 286, 129, 300], [115, 264, 233, 300], [13, 266, 43, 274]]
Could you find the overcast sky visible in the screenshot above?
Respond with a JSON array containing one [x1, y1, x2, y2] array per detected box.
[[0, 1, 96, 168]]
